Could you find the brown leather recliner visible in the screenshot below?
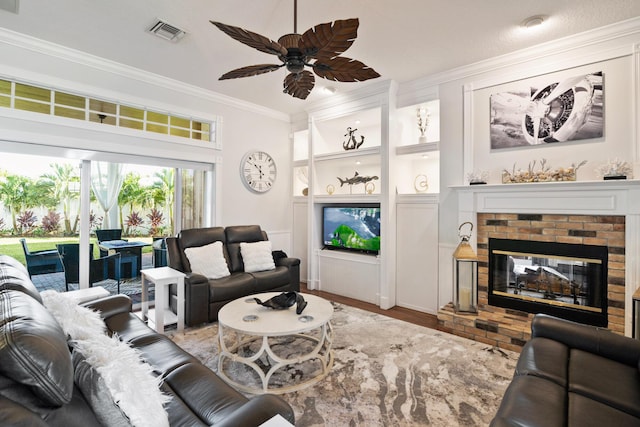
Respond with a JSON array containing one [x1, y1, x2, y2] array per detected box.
[[166, 225, 300, 326]]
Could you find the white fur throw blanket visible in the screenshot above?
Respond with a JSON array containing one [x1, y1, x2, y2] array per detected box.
[[41, 290, 170, 427]]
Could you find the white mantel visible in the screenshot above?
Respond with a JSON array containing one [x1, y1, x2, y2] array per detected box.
[[453, 179, 640, 335]]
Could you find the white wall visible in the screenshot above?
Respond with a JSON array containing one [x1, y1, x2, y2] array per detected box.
[[425, 19, 640, 308], [0, 30, 294, 244], [468, 56, 633, 182], [216, 108, 291, 233]]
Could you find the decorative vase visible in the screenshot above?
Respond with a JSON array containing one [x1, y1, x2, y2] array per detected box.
[[417, 107, 430, 144]]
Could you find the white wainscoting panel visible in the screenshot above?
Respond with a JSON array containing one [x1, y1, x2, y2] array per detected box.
[[317, 250, 380, 304], [396, 203, 439, 314]]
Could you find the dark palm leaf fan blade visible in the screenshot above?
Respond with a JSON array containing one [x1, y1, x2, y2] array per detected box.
[[313, 56, 380, 82], [210, 21, 287, 56], [283, 70, 315, 100], [219, 64, 284, 80], [299, 18, 359, 60]]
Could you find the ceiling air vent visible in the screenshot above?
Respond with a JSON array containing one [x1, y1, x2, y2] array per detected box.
[[147, 19, 186, 42]]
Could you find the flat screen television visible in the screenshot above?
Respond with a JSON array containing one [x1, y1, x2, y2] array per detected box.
[[322, 204, 381, 254]]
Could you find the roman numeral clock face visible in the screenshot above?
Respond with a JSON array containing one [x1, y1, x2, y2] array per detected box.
[[240, 151, 277, 193]]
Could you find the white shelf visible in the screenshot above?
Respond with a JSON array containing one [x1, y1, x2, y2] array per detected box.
[[396, 193, 440, 204], [396, 141, 439, 156], [313, 146, 380, 162], [395, 150, 440, 195], [317, 248, 381, 263], [313, 194, 381, 204], [292, 159, 308, 167]]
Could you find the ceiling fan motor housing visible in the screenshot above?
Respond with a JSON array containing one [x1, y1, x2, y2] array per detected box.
[[278, 34, 306, 74]]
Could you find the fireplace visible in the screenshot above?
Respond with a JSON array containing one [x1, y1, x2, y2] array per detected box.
[[438, 180, 639, 350], [488, 238, 608, 327]]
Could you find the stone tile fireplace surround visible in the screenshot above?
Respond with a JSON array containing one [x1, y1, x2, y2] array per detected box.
[[438, 180, 640, 352]]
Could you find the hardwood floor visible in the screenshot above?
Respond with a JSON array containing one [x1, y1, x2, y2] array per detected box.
[[301, 283, 441, 330]]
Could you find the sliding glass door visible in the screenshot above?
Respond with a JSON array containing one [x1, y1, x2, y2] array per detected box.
[[0, 147, 212, 291]]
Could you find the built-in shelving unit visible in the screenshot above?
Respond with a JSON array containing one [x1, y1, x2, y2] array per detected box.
[[292, 82, 442, 314], [395, 100, 440, 196]]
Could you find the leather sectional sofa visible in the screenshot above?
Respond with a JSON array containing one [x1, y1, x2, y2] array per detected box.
[[166, 225, 300, 326], [0, 255, 295, 426], [491, 313, 640, 426]]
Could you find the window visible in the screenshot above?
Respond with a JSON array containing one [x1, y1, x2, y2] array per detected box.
[[0, 77, 215, 143], [54, 92, 85, 120]]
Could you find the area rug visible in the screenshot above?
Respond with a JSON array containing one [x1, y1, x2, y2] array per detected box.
[[167, 302, 518, 426]]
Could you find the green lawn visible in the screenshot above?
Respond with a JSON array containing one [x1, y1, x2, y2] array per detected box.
[[0, 236, 154, 265]]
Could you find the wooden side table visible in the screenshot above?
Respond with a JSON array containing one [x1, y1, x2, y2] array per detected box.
[[141, 267, 186, 334]]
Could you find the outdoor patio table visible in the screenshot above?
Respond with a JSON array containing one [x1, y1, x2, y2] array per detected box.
[[98, 240, 150, 278]]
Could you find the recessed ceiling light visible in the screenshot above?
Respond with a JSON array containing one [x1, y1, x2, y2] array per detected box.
[[322, 86, 337, 95], [521, 15, 546, 29]]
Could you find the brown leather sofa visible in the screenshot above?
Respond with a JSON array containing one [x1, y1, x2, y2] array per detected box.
[[491, 313, 640, 426], [166, 225, 301, 326], [0, 255, 295, 426]]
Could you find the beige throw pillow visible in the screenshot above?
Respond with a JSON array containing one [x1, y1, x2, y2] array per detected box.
[[185, 241, 230, 279], [240, 241, 276, 273]]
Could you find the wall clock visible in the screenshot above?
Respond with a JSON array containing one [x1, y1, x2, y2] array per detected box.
[[240, 150, 277, 193]]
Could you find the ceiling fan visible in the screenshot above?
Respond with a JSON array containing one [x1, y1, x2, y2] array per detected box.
[[210, 0, 380, 100]]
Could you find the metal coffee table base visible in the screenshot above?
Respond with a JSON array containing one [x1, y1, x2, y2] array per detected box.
[[218, 322, 334, 394]]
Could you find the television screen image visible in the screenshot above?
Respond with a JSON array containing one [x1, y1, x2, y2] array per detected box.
[[323, 205, 381, 254]]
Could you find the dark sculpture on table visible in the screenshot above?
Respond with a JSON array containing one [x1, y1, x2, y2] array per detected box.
[[254, 291, 308, 315]]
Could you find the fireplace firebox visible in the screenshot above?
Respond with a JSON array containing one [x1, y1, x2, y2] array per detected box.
[[488, 238, 608, 327]]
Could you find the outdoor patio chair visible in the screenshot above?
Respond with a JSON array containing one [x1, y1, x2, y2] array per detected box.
[[56, 243, 121, 292], [20, 238, 64, 278]]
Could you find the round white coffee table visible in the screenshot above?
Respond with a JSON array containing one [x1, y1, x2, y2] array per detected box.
[[217, 292, 334, 394]]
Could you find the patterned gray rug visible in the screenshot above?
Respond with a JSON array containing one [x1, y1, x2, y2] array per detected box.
[[167, 302, 517, 426]]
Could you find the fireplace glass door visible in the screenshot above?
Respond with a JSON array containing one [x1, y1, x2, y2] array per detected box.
[[489, 238, 608, 326]]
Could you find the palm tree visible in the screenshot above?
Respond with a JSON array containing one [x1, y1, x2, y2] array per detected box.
[[0, 174, 37, 233], [118, 172, 152, 235], [152, 169, 175, 233], [40, 163, 80, 235]]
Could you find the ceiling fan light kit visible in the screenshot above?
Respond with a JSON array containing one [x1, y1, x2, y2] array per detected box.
[[210, 0, 380, 100]]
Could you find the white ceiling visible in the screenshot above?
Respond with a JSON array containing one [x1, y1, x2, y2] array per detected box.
[[1, 0, 639, 115]]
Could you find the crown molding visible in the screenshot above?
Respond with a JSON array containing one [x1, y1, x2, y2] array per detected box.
[[398, 16, 640, 104], [0, 27, 290, 123], [305, 79, 395, 121]]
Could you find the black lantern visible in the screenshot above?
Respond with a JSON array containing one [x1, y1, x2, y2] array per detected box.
[[453, 222, 478, 313]]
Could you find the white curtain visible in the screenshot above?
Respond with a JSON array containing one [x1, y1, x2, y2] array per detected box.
[[180, 169, 206, 231], [91, 162, 124, 228]]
